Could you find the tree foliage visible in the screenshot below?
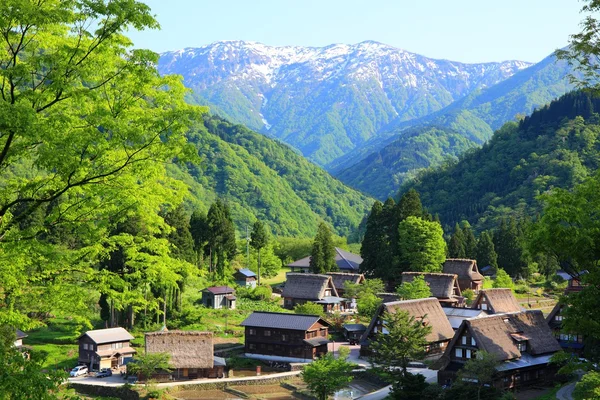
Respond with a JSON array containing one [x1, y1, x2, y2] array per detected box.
[[454, 351, 500, 400], [396, 275, 432, 300], [128, 352, 172, 382], [310, 222, 337, 274], [573, 371, 600, 400], [302, 353, 354, 400], [476, 231, 498, 274], [251, 220, 269, 285], [294, 302, 324, 316], [493, 269, 514, 290], [398, 217, 446, 273]]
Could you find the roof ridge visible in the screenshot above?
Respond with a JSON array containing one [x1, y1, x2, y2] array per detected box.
[[335, 247, 355, 270], [249, 311, 320, 318]]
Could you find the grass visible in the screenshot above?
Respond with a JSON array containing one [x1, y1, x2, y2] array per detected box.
[[262, 266, 291, 286], [34, 343, 78, 370]]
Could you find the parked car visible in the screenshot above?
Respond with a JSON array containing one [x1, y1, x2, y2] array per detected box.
[[96, 368, 113, 378], [69, 365, 88, 377]]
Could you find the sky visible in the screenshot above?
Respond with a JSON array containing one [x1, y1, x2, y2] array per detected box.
[[126, 0, 584, 64]]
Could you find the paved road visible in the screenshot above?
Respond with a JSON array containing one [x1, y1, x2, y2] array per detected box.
[[356, 367, 437, 400], [556, 381, 576, 400]]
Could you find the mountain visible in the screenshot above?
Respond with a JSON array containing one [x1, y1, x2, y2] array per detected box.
[[158, 40, 531, 166], [333, 53, 573, 199], [171, 116, 374, 238], [400, 91, 600, 232]]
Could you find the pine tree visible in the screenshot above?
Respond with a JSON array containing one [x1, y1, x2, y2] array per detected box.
[[493, 217, 524, 277], [206, 199, 237, 278], [163, 205, 196, 264], [251, 220, 269, 285], [397, 189, 423, 221], [462, 222, 477, 259], [448, 223, 466, 258], [476, 231, 498, 274], [360, 201, 387, 277], [310, 222, 337, 274], [190, 210, 209, 267]]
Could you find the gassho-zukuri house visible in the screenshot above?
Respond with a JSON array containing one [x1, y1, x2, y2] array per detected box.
[[282, 273, 345, 312], [144, 331, 226, 380], [360, 297, 455, 357], [240, 311, 331, 363], [287, 248, 362, 273], [443, 259, 484, 292], [401, 272, 464, 307], [437, 310, 562, 389]]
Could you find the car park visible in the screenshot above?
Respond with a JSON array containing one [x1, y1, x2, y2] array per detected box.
[[96, 368, 113, 378]]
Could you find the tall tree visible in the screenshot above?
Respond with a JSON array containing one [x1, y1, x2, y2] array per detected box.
[[163, 205, 196, 264], [206, 199, 237, 278], [250, 220, 269, 285], [454, 351, 499, 400], [462, 222, 477, 259], [360, 201, 388, 277], [190, 210, 209, 267], [310, 222, 337, 274], [397, 189, 424, 221], [476, 231, 499, 274], [302, 353, 354, 400], [398, 217, 446, 273], [448, 223, 466, 258], [493, 269, 514, 290], [493, 217, 525, 277], [396, 275, 432, 300]]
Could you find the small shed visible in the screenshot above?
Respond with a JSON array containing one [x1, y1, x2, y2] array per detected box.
[[201, 286, 236, 310], [235, 269, 257, 288], [343, 324, 367, 344]]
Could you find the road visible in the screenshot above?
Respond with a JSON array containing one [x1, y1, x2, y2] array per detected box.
[[556, 381, 576, 400], [355, 367, 437, 400]]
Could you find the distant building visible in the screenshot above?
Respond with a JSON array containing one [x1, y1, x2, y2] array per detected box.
[[201, 286, 236, 310], [343, 324, 367, 344], [471, 288, 522, 314], [555, 270, 587, 294], [376, 292, 400, 303], [326, 272, 365, 297], [145, 331, 225, 380], [438, 310, 562, 389], [287, 248, 362, 273], [546, 303, 584, 354], [240, 312, 331, 363], [234, 269, 257, 288], [14, 329, 27, 349], [77, 327, 136, 370], [282, 273, 343, 313], [443, 259, 484, 292], [401, 272, 464, 307], [442, 307, 488, 330], [360, 297, 455, 358]]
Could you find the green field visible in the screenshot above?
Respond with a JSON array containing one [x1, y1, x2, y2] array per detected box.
[[263, 266, 291, 286]]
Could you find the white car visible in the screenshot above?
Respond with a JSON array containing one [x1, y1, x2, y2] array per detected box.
[[69, 365, 88, 377]]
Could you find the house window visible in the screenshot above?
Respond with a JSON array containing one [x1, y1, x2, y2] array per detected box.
[[111, 342, 124, 350], [282, 334, 288, 342], [320, 328, 327, 337], [455, 348, 462, 358], [264, 330, 271, 337], [466, 349, 472, 359], [249, 329, 256, 335], [481, 303, 488, 310], [249, 344, 256, 350], [461, 336, 467, 345], [325, 290, 331, 296], [83, 343, 88, 350], [516, 341, 527, 351], [555, 315, 563, 322]]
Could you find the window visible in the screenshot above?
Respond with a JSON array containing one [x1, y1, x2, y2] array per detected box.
[[466, 349, 472, 359], [282, 334, 288, 342], [325, 290, 331, 296], [249, 344, 256, 350], [555, 315, 563, 322], [455, 348, 462, 358], [471, 337, 476, 346], [83, 343, 88, 350], [481, 303, 488, 310], [461, 336, 467, 345], [516, 341, 527, 351], [111, 342, 124, 350], [264, 330, 271, 337], [249, 329, 256, 336]]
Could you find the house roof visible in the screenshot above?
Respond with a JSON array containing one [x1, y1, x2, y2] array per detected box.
[[401, 272, 461, 299], [96, 347, 137, 358], [326, 272, 365, 292], [304, 337, 331, 347], [449, 310, 561, 362], [203, 286, 235, 295], [16, 329, 27, 340], [287, 248, 363, 272], [546, 302, 564, 326], [443, 259, 484, 282], [282, 273, 338, 300], [240, 311, 331, 331], [442, 307, 488, 329], [472, 288, 522, 314], [79, 327, 134, 344], [236, 268, 256, 278], [343, 324, 367, 332], [362, 297, 455, 344], [145, 331, 214, 369], [376, 292, 400, 303]]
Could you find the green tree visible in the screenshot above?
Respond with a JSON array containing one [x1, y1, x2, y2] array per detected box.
[[462, 222, 477, 259], [370, 310, 431, 377], [343, 278, 385, 299], [294, 302, 324, 316], [455, 351, 499, 400], [398, 217, 446, 273], [448, 223, 466, 258], [390, 372, 429, 400], [310, 222, 337, 274], [128, 352, 172, 384], [396, 275, 432, 300], [476, 231, 498, 274], [360, 201, 388, 277], [164, 205, 196, 264], [493, 218, 525, 277], [190, 210, 209, 267], [251, 220, 269, 285], [396, 189, 424, 221], [357, 292, 383, 320], [302, 353, 354, 400], [493, 269, 514, 290], [206, 199, 237, 278], [574, 371, 600, 400]]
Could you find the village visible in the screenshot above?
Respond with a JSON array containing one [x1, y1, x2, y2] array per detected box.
[[10, 249, 584, 400]]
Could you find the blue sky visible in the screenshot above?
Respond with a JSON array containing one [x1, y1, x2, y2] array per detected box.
[[127, 0, 583, 63]]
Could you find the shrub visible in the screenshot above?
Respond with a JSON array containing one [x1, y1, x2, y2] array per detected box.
[[462, 289, 475, 302], [514, 284, 529, 294]]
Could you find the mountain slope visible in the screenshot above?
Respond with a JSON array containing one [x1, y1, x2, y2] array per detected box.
[[401, 91, 600, 231], [159, 40, 530, 166], [172, 116, 374, 238]]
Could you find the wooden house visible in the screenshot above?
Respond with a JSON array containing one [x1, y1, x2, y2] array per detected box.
[[376, 292, 400, 303], [471, 288, 522, 314], [546, 303, 584, 354], [556, 270, 587, 293], [234, 268, 257, 288], [240, 311, 331, 363], [201, 286, 236, 310], [443, 259, 484, 292], [282, 273, 343, 312], [145, 331, 226, 380], [287, 248, 363, 273], [360, 297, 455, 358], [438, 310, 562, 389], [77, 327, 136, 370], [401, 272, 464, 307], [343, 324, 367, 344]]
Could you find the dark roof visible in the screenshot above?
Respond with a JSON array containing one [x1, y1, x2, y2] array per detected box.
[[401, 272, 461, 299], [304, 337, 331, 347], [376, 292, 400, 303], [314, 296, 344, 304], [287, 248, 363, 272], [472, 288, 522, 314], [326, 272, 365, 292], [443, 259, 484, 282], [203, 286, 235, 295], [236, 268, 256, 278], [282, 273, 338, 300], [343, 324, 367, 332], [78, 327, 134, 344], [16, 329, 27, 339], [240, 311, 331, 331]]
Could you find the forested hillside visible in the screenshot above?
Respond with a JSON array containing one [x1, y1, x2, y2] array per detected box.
[[171, 116, 375, 238], [336, 126, 477, 199], [402, 91, 600, 231]]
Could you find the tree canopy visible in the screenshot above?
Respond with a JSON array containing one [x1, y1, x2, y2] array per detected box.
[[310, 222, 337, 274]]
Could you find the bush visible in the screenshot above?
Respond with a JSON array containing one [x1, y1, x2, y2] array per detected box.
[[462, 289, 475, 302], [237, 285, 272, 301], [514, 284, 529, 294]]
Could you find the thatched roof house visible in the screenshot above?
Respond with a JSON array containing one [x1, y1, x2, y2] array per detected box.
[[287, 248, 363, 273], [361, 298, 455, 356], [471, 288, 522, 314], [377, 292, 400, 303], [438, 310, 561, 389], [401, 272, 463, 306], [443, 259, 484, 291], [145, 331, 213, 369], [283, 274, 341, 312], [326, 272, 365, 295]]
